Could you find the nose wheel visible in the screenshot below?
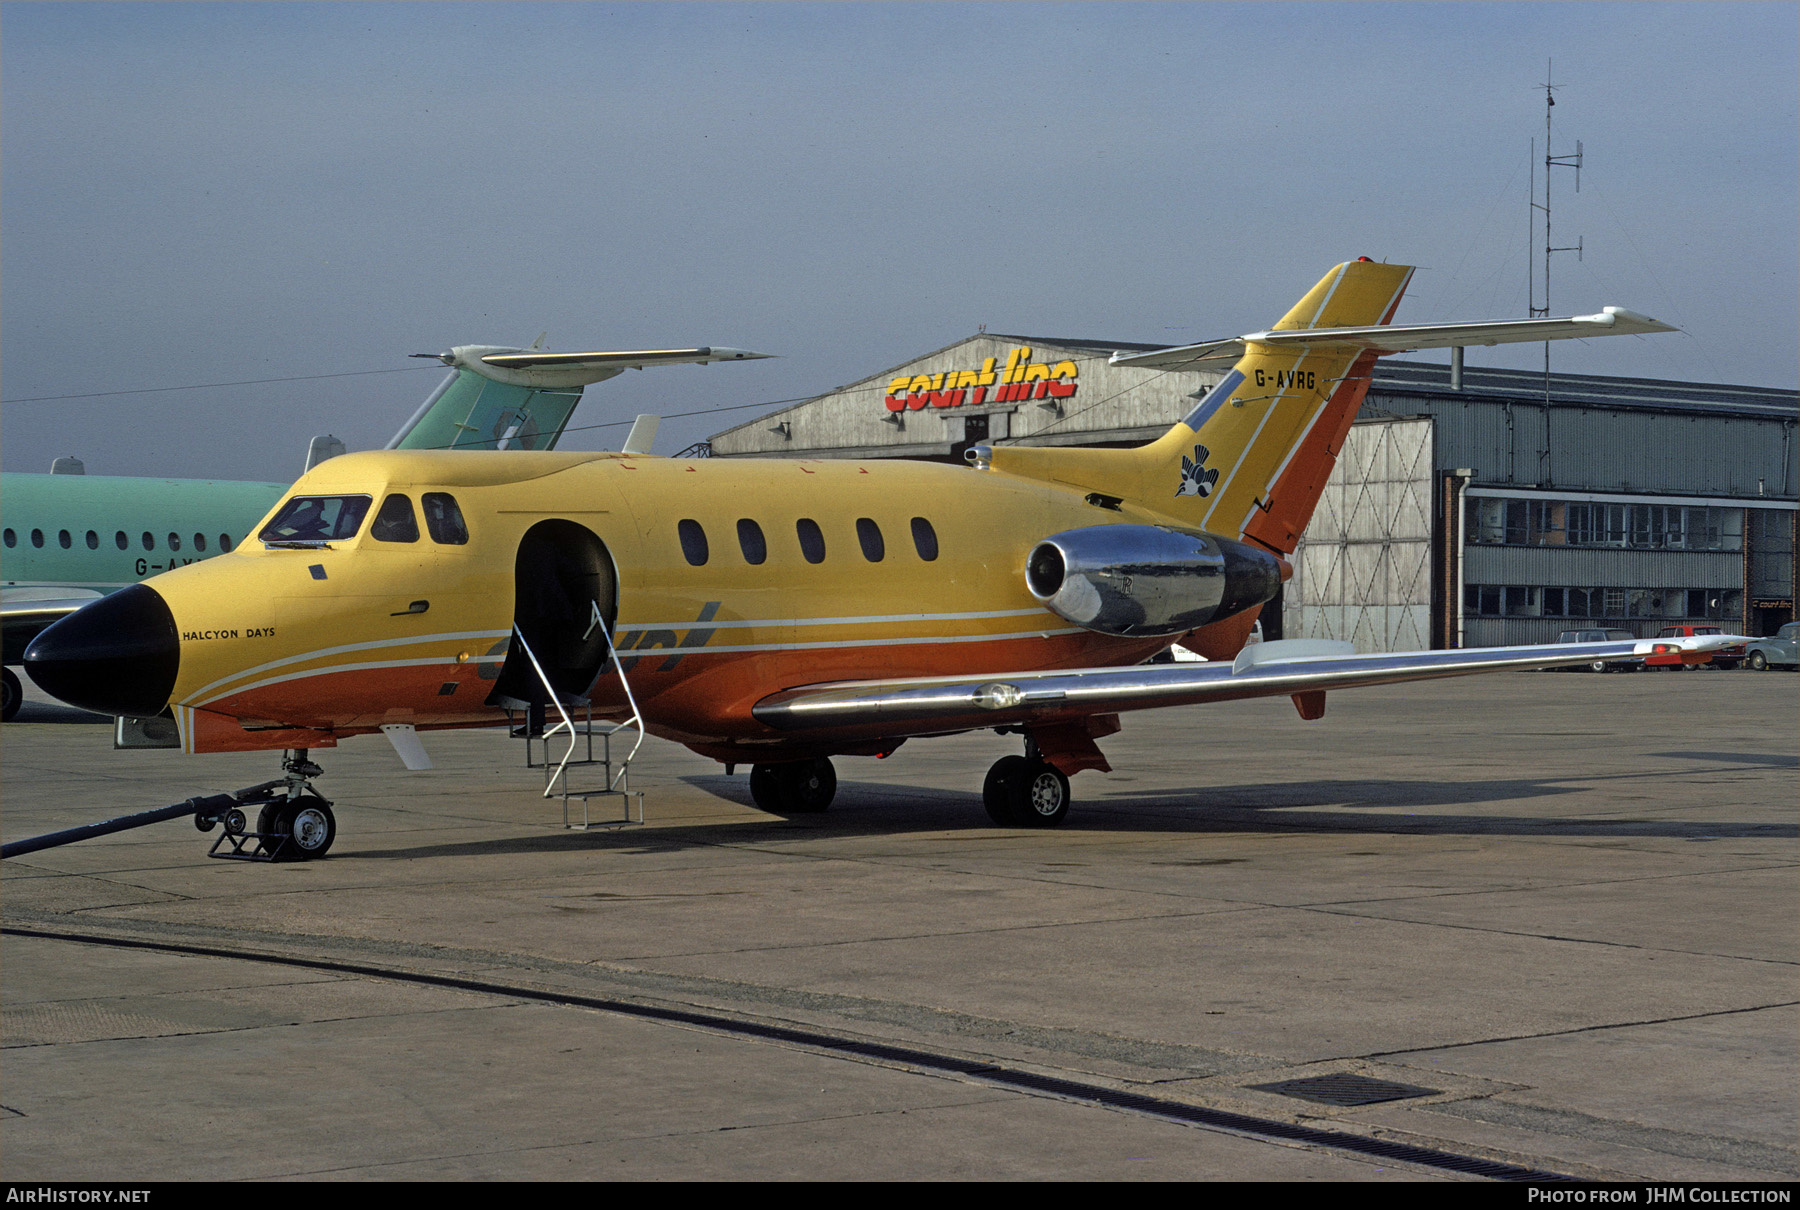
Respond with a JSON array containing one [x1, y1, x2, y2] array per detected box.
[[198, 749, 337, 862], [255, 796, 337, 861], [2, 668, 20, 722]]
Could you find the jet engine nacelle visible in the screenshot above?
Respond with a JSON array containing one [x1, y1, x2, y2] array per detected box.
[[1025, 524, 1284, 637]]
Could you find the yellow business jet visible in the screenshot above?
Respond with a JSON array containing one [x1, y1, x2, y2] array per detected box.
[[26, 260, 1726, 859]]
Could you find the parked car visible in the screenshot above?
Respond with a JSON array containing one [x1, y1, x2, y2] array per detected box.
[[1744, 622, 1799, 671], [1644, 624, 1743, 670], [1555, 628, 1640, 673]]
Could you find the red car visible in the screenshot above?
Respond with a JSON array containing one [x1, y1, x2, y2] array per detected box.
[[1644, 624, 1742, 670]]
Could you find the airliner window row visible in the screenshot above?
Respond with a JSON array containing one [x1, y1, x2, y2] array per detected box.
[[3, 528, 235, 553], [676, 517, 940, 567]]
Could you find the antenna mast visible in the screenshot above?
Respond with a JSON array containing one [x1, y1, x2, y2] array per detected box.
[[1532, 59, 1583, 319], [1530, 59, 1582, 485]]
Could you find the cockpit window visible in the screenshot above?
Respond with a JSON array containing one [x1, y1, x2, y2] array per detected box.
[[370, 494, 420, 543], [259, 495, 372, 545], [421, 493, 469, 545]]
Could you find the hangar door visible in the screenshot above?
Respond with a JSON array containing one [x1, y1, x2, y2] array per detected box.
[[1284, 417, 1435, 653]]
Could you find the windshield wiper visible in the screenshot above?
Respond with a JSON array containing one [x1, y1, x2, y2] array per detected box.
[[262, 540, 336, 550]]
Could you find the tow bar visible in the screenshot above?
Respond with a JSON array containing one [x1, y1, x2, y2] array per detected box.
[[3, 751, 335, 863]]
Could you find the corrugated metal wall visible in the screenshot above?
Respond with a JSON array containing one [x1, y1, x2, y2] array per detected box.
[[1380, 391, 1795, 499], [1285, 418, 1434, 652], [709, 335, 1217, 460]]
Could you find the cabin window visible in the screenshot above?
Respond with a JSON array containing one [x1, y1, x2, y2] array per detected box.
[[167, 533, 182, 552], [86, 531, 99, 550], [678, 519, 709, 566], [193, 533, 207, 553], [856, 518, 885, 563], [910, 517, 939, 561], [421, 493, 468, 545], [371, 494, 420, 543], [31, 529, 44, 548], [115, 531, 127, 550], [796, 518, 826, 564], [141, 532, 153, 551], [259, 495, 372, 545], [59, 530, 72, 549], [1, 529, 13, 548], [737, 519, 767, 565], [220, 534, 233, 553]]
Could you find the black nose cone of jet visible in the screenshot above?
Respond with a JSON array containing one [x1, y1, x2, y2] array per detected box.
[[24, 584, 180, 717]]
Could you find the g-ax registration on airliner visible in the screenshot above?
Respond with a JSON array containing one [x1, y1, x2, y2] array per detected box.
[[21, 260, 1740, 862]]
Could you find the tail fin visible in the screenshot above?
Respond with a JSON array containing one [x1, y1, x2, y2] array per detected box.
[[985, 260, 1413, 552], [389, 344, 775, 454], [388, 368, 584, 453], [1161, 259, 1411, 550]]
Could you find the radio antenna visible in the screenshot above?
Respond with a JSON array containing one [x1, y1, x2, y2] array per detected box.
[[1529, 59, 1583, 484]]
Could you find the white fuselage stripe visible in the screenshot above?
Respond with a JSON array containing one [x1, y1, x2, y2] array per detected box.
[[191, 626, 1087, 708], [621, 608, 1047, 631], [187, 628, 513, 700], [628, 627, 1084, 657], [197, 656, 459, 706], [188, 611, 1055, 700]]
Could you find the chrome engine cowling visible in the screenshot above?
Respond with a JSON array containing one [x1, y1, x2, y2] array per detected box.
[[1025, 524, 1284, 637]]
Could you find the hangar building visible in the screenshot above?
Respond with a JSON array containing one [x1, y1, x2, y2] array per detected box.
[[708, 334, 1798, 651]]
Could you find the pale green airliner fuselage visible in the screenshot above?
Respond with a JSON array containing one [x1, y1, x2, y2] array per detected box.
[[1, 473, 287, 592]]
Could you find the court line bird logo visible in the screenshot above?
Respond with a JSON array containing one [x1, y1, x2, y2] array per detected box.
[[1176, 444, 1218, 498]]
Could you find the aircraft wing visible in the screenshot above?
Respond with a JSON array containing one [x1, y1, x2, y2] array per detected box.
[[1109, 308, 1677, 372], [2, 588, 106, 661], [752, 633, 1743, 735]]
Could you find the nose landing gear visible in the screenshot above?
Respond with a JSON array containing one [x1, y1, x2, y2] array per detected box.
[[199, 749, 336, 862]]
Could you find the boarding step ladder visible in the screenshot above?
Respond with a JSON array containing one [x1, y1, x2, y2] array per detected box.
[[506, 622, 645, 830]]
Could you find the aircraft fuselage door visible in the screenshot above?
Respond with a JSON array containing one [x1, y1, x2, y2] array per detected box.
[[487, 519, 617, 708]]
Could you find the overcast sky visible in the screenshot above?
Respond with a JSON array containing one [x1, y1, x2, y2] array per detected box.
[[3, 1, 1795, 482]]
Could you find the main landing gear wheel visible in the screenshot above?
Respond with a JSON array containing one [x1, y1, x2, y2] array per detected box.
[[257, 795, 336, 861], [748, 758, 837, 814], [2, 668, 21, 722], [983, 755, 1026, 825], [983, 755, 1071, 827]]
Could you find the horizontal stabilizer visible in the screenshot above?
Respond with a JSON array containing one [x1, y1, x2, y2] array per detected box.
[[415, 345, 775, 390], [389, 342, 772, 452], [481, 346, 773, 370], [752, 633, 1746, 734], [1111, 308, 1677, 372]]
